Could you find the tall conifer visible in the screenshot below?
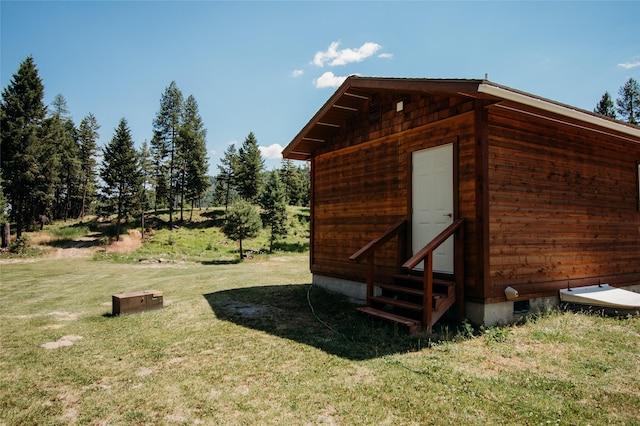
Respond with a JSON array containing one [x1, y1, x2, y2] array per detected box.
[[151, 81, 183, 228], [100, 119, 142, 241], [178, 94, 209, 220], [77, 113, 100, 218], [236, 132, 264, 202], [259, 169, 288, 252], [216, 143, 239, 210], [616, 78, 640, 125], [594, 91, 616, 119], [0, 56, 48, 237]]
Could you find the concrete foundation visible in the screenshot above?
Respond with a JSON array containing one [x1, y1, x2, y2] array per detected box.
[[312, 274, 640, 327], [312, 274, 367, 304], [465, 296, 559, 327]]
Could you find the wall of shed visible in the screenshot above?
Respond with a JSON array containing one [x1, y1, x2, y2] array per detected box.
[[486, 105, 640, 302], [310, 93, 483, 298]]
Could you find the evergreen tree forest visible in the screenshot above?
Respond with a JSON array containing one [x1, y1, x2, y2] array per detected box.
[[1, 56, 309, 245], [594, 78, 640, 124]]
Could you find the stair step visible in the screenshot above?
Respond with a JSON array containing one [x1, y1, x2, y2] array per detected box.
[[393, 274, 455, 287], [370, 296, 423, 311], [377, 283, 423, 297], [356, 306, 421, 333]]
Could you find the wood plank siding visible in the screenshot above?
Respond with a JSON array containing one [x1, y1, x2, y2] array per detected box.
[[285, 77, 640, 308], [486, 105, 640, 301], [310, 92, 482, 293]]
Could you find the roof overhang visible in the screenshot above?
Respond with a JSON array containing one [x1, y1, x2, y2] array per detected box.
[[283, 76, 640, 161], [477, 83, 640, 141]]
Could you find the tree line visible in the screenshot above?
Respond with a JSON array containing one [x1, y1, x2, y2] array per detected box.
[[1, 55, 309, 248], [593, 77, 640, 124], [1, 56, 103, 242]]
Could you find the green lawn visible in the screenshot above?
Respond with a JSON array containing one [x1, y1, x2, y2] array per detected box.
[[1, 252, 639, 425]]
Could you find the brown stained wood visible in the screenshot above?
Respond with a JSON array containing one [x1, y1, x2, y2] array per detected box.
[[486, 105, 640, 297], [474, 100, 491, 301], [349, 220, 407, 262], [310, 92, 483, 297], [356, 306, 420, 332], [304, 81, 640, 308]]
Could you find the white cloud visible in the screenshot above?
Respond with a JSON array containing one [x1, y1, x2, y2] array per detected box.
[[313, 71, 350, 89], [260, 143, 284, 159], [312, 41, 382, 67], [291, 69, 304, 77], [618, 61, 640, 69], [378, 53, 394, 59]]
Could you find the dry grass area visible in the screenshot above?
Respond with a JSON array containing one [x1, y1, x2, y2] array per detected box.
[[1, 248, 639, 424]]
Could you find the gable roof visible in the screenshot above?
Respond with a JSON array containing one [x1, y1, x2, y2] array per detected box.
[[283, 76, 640, 161]]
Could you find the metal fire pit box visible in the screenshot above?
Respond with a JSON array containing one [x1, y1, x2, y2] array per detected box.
[[112, 290, 163, 315]]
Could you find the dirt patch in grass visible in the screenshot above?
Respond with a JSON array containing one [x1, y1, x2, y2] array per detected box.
[[107, 229, 142, 254], [0, 228, 142, 263], [41, 335, 83, 349], [49, 311, 78, 321]]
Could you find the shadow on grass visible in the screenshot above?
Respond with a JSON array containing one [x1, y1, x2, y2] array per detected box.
[[271, 241, 309, 253], [200, 259, 241, 265], [46, 237, 103, 249], [144, 213, 221, 231], [203, 283, 431, 360]]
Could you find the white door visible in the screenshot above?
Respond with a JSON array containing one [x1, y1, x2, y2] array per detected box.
[[412, 144, 454, 273]]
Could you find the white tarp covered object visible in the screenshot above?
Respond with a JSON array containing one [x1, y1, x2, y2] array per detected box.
[[560, 284, 640, 310]]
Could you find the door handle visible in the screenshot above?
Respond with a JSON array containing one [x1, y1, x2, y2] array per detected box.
[[444, 213, 452, 218]]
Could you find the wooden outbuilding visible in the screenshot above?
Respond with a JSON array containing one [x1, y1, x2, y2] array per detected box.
[[283, 77, 640, 331]]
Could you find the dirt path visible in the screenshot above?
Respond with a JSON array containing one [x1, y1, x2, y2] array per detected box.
[[47, 233, 103, 259], [0, 229, 143, 263]]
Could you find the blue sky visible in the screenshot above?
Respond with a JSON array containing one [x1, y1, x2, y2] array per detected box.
[[2, 1, 639, 172]]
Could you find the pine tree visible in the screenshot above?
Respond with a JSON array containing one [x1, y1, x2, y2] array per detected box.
[[280, 159, 297, 205], [594, 91, 616, 119], [0, 171, 9, 247], [100, 119, 142, 241], [216, 143, 239, 210], [222, 198, 262, 261], [259, 170, 288, 252], [178, 95, 209, 220], [77, 113, 100, 218], [296, 163, 310, 207], [46, 94, 79, 221], [139, 140, 154, 213], [616, 78, 640, 125], [151, 81, 183, 228], [236, 132, 265, 202], [0, 56, 48, 238]]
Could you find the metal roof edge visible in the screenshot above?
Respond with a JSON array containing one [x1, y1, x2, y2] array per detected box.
[[477, 82, 640, 139]]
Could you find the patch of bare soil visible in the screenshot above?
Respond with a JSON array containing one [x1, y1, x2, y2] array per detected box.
[[106, 229, 142, 254], [0, 229, 143, 263], [41, 335, 83, 349], [44, 233, 102, 259]]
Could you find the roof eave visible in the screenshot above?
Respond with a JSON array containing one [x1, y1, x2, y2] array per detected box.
[[477, 83, 640, 139], [283, 78, 640, 161], [282, 77, 486, 161]]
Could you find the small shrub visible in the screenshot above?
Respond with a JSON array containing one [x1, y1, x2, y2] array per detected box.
[[482, 325, 511, 343], [456, 319, 476, 340], [8, 235, 30, 254]]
